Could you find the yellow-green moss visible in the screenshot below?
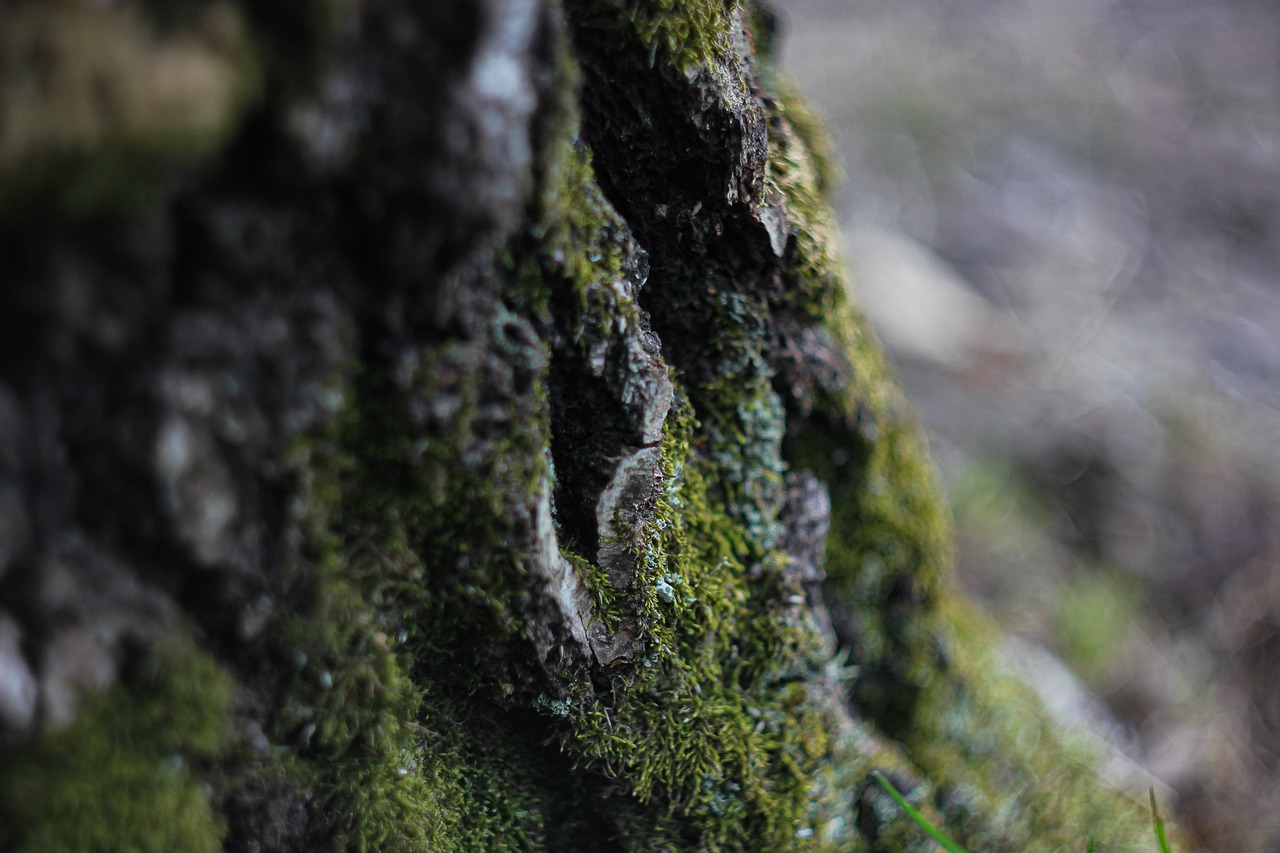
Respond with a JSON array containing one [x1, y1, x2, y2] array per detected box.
[[0, 2, 262, 219], [508, 135, 640, 348], [0, 635, 234, 853], [626, 0, 737, 71], [264, 38, 618, 833], [517, 9, 885, 847], [259, 32, 634, 850], [763, 87, 848, 318], [566, 0, 738, 73], [762, 37, 1180, 849], [266, 342, 559, 850], [0, 1, 1180, 848], [905, 601, 1159, 851], [504, 27, 641, 346], [553, 399, 859, 850], [748, 6, 841, 198], [776, 114, 952, 712]]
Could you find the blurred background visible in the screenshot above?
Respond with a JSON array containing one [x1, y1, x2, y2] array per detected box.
[[773, 0, 1280, 849]]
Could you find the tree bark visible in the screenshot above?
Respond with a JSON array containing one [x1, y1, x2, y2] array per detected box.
[[0, 0, 1172, 850]]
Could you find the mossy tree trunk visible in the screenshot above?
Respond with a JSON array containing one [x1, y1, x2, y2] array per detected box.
[[0, 0, 1172, 850]]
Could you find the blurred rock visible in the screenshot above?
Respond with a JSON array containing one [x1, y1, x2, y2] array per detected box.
[[38, 627, 119, 731], [846, 225, 1022, 372], [0, 615, 36, 736]]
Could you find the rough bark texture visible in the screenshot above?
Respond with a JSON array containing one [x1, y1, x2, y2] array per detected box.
[[0, 1, 1175, 850]]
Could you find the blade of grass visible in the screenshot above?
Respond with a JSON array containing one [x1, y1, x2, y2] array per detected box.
[[1150, 788, 1171, 853], [872, 771, 971, 853]]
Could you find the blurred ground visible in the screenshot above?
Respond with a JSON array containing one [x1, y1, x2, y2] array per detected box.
[[773, 0, 1280, 849]]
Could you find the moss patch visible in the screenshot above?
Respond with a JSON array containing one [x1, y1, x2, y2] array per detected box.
[[0, 635, 234, 853], [0, 0, 1186, 849], [561, 403, 856, 850], [628, 0, 738, 72], [763, 39, 1171, 849], [0, 2, 262, 219], [259, 338, 563, 850], [904, 601, 1156, 851]]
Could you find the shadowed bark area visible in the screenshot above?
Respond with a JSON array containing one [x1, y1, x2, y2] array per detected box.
[[0, 0, 1180, 850]]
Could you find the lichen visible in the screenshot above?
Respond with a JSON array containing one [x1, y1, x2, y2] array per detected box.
[[696, 291, 790, 554]]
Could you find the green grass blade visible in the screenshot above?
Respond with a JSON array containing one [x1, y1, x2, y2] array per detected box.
[[1085, 834, 1095, 853], [1150, 788, 1171, 853], [872, 771, 971, 853]]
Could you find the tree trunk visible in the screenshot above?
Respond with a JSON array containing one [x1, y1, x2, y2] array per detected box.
[[0, 0, 1171, 850]]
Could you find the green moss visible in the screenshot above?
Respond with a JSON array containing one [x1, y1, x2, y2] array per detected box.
[[510, 137, 640, 345], [759, 35, 953, 725], [764, 94, 847, 318], [263, 336, 560, 850], [0, 2, 262, 220], [514, 13, 890, 847], [550, 396, 859, 850], [787, 294, 951, 727], [749, 4, 841, 198], [508, 42, 863, 843], [0, 634, 234, 853], [626, 0, 738, 72], [504, 29, 642, 346], [565, 0, 739, 73], [904, 601, 1156, 851], [0, 1, 1174, 848], [762, 59, 1172, 849], [256, 36, 624, 836], [770, 74, 843, 199], [265, 554, 439, 851], [252, 29, 654, 850]]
